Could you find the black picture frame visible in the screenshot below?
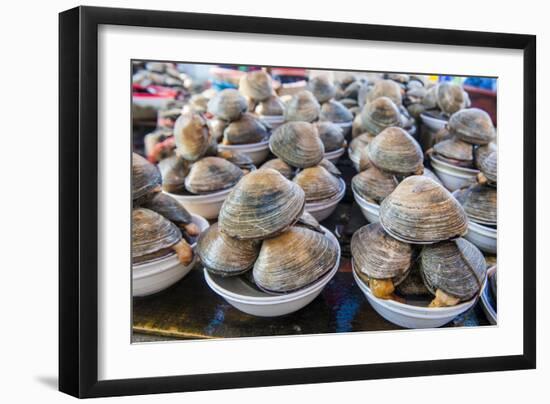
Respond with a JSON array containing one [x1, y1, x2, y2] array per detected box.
[[59, 6, 536, 398]]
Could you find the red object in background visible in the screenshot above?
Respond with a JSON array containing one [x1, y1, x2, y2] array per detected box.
[[464, 85, 497, 127], [132, 84, 179, 100]]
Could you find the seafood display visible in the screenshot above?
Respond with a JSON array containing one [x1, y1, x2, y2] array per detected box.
[[132, 61, 498, 335]]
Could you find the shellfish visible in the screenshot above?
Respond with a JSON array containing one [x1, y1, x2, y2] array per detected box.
[[448, 108, 496, 145], [352, 166, 398, 204], [315, 122, 345, 152], [269, 122, 325, 168], [222, 112, 269, 145], [283, 90, 321, 123], [239, 70, 273, 101], [132, 152, 162, 203], [308, 75, 336, 103], [293, 165, 342, 202], [207, 89, 248, 121], [173, 112, 211, 161], [367, 127, 423, 175], [184, 157, 243, 194]]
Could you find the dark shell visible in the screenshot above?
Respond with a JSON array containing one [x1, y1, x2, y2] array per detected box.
[[173, 112, 211, 161], [184, 157, 243, 194], [352, 167, 398, 204], [420, 238, 486, 301], [132, 152, 162, 202], [436, 82, 466, 115], [197, 223, 260, 277], [269, 122, 325, 168], [343, 81, 362, 99], [319, 100, 353, 123], [367, 80, 402, 106], [259, 158, 295, 179], [239, 71, 273, 101], [349, 133, 375, 163], [132, 208, 181, 264], [283, 90, 321, 123], [217, 150, 255, 171], [479, 151, 497, 184], [448, 108, 496, 145], [475, 142, 497, 169], [360, 96, 402, 135], [255, 95, 285, 116], [380, 175, 468, 243], [142, 192, 192, 226], [208, 118, 228, 142], [308, 76, 336, 103], [433, 138, 474, 165], [253, 226, 338, 293], [319, 158, 342, 176], [453, 183, 497, 226], [293, 165, 342, 202], [222, 113, 269, 145], [367, 127, 423, 175], [351, 223, 412, 281], [158, 154, 189, 194], [296, 211, 323, 233], [218, 169, 305, 240], [315, 122, 345, 152], [207, 89, 248, 121], [395, 263, 431, 297]]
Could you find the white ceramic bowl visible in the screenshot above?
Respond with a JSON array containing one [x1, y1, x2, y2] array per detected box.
[[259, 114, 285, 130], [352, 187, 380, 223], [165, 187, 232, 220], [430, 154, 479, 191], [480, 266, 497, 325], [324, 147, 346, 164], [464, 220, 497, 254], [305, 178, 346, 221], [353, 268, 484, 329], [348, 147, 361, 172], [217, 139, 270, 166], [334, 121, 352, 137], [420, 112, 447, 132], [132, 214, 210, 297], [203, 226, 341, 317]]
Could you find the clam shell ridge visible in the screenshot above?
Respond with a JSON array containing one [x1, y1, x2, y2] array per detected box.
[[239, 71, 273, 101], [380, 175, 468, 243], [223, 113, 268, 145], [360, 96, 402, 135], [352, 167, 398, 204], [253, 226, 338, 293], [207, 89, 248, 121], [132, 152, 162, 201], [320, 100, 353, 123], [367, 127, 423, 175], [420, 238, 486, 301], [184, 157, 243, 194], [269, 122, 325, 168], [283, 90, 321, 123], [308, 76, 336, 103], [480, 151, 497, 184], [351, 223, 412, 281], [433, 138, 474, 163], [454, 183, 497, 226], [293, 165, 342, 202], [218, 169, 306, 240], [259, 158, 295, 179], [448, 108, 496, 145], [366, 79, 403, 106], [197, 223, 260, 277], [132, 208, 181, 261]]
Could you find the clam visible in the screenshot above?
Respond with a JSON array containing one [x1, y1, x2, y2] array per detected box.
[[340, 98, 358, 109], [422, 85, 438, 109], [319, 158, 342, 176], [296, 211, 323, 233], [432, 138, 475, 167], [283, 90, 321, 123], [367, 127, 423, 175], [184, 157, 243, 194], [478, 151, 497, 185], [387, 73, 409, 84], [217, 150, 256, 172], [360, 96, 402, 135], [173, 112, 211, 161], [182, 94, 208, 114], [422, 167, 443, 185], [420, 238, 486, 306], [293, 165, 342, 202], [453, 183, 497, 226], [222, 112, 269, 145], [357, 81, 371, 108], [315, 122, 345, 152], [359, 145, 372, 172], [352, 166, 398, 204], [351, 223, 412, 300], [269, 122, 325, 168], [349, 133, 375, 163], [196, 223, 260, 277], [320, 100, 353, 123], [475, 142, 497, 169], [436, 82, 466, 115], [380, 175, 468, 243], [239, 70, 273, 101], [142, 192, 200, 241], [308, 76, 336, 103], [395, 263, 431, 297], [207, 89, 248, 121], [255, 95, 285, 116], [343, 80, 363, 99], [259, 158, 295, 179], [132, 208, 193, 265], [157, 154, 189, 194], [366, 79, 402, 106], [208, 118, 228, 142], [218, 169, 305, 240], [253, 226, 338, 293], [448, 108, 496, 145], [132, 152, 162, 203]]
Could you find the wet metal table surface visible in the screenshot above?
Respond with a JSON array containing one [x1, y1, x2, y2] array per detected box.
[[132, 158, 491, 341]]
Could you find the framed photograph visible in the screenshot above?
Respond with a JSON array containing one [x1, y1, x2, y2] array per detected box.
[[59, 6, 536, 398]]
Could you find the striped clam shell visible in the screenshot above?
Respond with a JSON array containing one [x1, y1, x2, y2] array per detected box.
[[315, 121, 345, 152], [216, 150, 255, 172], [351, 223, 412, 281], [453, 183, 497, 226], [436, 82, 467, 115], [367, 127, 423, 175], [197, 223, 261, 277], [360, 96, 402, 135], [420, 238, 486, 301], [253, 226, 338, 294], [269, 121, 325, 168], [349, 133, 375, 163], [158, 154, 189, 194], [239, 70, 273, 101], [132, 152, 162, 202], [259, 158, 295, 179], [173, 112, 211, 161], [320, 100, 353, 123], [207, 89, 248, 121], [132, 208, 181, 264], [142, 192, 192, 226], [184, 157, 243, 194], [474, 142, 497, 169], [293, 165, 342, 202], [448, 108, 496, 145], [218, 169, 305, 240], [222, 112, 269, 145], [352, 166, 398, 204], [433, 138, 474, 166], [366, 79, 403, 106], [308, 76, 336, 103], [479, 151, 497, 184], [283, 90, 321, 123], [380, 175, 468, 244], [255, 95, 285, 116]]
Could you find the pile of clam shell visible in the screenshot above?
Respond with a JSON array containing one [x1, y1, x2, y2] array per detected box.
[[196, 169, 339, 294], [132, 152, 201, 266], [352, 175, 487, 309], [239, 70, 286, 124]]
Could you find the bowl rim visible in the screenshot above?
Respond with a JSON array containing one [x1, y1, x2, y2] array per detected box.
[[217, 138, 270, 152], [164, 185, 233, 202], [430, 153, 480, 175], [468, 219, 498, 236], [420, 111, 448, 124], [305, 177, 346, 208], [351, 187, 381, 212], [324, 146, 346, 158], [203, 225, 341, 304]]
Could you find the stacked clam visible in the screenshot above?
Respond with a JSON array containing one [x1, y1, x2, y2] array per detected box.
[[351, 126, 437, 224], [352, 175, 488, 328], [197, 169, 340, 317], [239, 70, 286, 130], [208, 88, 271, 165], [131, 152, 209, 297], [262, 121, 346, 221], [162, 110, 246, 219], [429, 107, 496, 192], [334, 74, 369, 116]]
